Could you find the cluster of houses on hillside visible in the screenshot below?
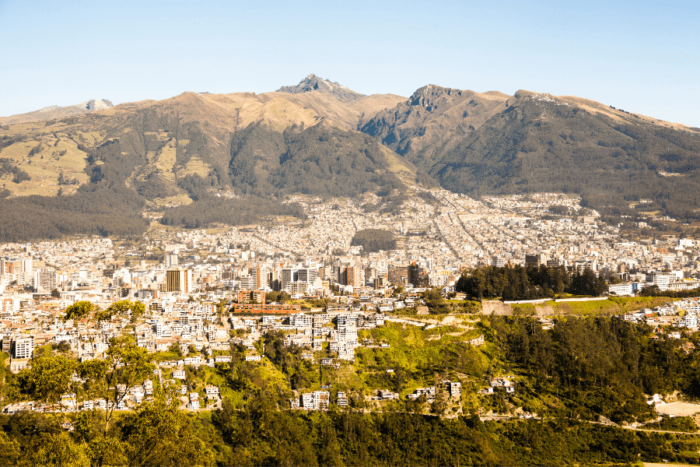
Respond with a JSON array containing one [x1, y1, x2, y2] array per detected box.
[[623, 298, 700, 329]]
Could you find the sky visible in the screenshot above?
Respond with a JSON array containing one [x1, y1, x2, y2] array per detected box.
[[1, 0, 698, 126]]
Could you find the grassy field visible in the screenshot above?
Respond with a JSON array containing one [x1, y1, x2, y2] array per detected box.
[[547, 296, 673, 316], [0, 134, 89, 197], [511, 303, 537, 316]]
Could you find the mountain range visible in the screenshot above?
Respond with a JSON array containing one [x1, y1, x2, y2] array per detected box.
[[1, 75, 699, 241]]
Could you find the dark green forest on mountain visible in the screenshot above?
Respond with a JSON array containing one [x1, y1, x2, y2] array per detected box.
[[229, 123, 406, 198], [430, 96, 700, 221], [350, 229, 397, 253], [0, 185, 147, 242], [160, 197, 305, 229]]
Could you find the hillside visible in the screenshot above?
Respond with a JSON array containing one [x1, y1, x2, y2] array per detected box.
[[1, 75, 700, 241], [0, 77, 413, 241], [361, 85, 509, 168], [427, 90, 700, 219], [361, 86, 700, 220]]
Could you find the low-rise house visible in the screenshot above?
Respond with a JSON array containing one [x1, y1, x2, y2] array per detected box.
[[490, 378, 515, 393], [205, 386, 220, 399], [467, 335, 485, 346], [447, 381, 461, 399], [336, 391, 348, 407], [378, 389, 399, 401], [294, 391, 330, 410], [408, 386, 436, 402]]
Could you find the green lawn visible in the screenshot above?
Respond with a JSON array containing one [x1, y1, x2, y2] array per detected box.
[[547, 296, 672, 315]]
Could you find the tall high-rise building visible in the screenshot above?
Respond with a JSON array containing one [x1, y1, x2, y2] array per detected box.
[[255, 265, 267, 290], [346, 266, 362, 288], [525, 254, 545, 267], [166, 269, 192, 293], [387, 266, 408, 286], [33, 268, 57, 291], [165, 253, 178, 268], [12, 335, 34, 359], [297, 268, 319, 284], [281, 268, 297, 291], [408, 263, 428, 287], [21, 258, 33, 275]]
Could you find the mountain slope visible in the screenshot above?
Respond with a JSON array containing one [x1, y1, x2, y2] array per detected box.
[[227, 121, 408, 198], [1, 76, 700, 242], [0, 99, 114, 126], [0, 85, 408, 202], [429, 90, 700, 219], [0, 79, 414, 241], [360, 85, 509, 169]]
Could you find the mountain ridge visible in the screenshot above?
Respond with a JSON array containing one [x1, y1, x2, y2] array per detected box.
[[0, 99, 114, 125], [1, 75, 700, 241]]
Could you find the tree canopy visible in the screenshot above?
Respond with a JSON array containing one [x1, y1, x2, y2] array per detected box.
[[456, 265, 606, 300], [351, 229, 397, 253]]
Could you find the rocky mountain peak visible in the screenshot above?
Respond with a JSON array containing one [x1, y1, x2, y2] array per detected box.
[[276, 74, 365, 102], [409, 85, 464, 112], [79, 99, 114, 111]]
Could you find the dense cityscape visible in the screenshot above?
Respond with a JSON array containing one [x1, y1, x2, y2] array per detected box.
[[2, 188, 700, 421]]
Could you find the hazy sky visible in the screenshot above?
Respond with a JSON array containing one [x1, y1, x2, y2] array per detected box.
[[1, 0, 698, 126]]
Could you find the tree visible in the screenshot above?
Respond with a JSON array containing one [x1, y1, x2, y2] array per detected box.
[[11, 355, 77, 405], [422, 288, 449, 313], [64, 301, 98, 322], [30, 432, 90, 467], [95, 300, 146, 322], [0, 432, 20, 465], [77, 336, 155, 434], [118, 396, 215, 466], [86, 436, 128, 467], [50, 288, 61, 298], [168, 342, 183, 357], [266, 291, 291, 303]]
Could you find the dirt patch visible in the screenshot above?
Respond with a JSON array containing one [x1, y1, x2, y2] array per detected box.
[[440, 316, 456, 325], [535, 305, 554, 317], [481, 301, 512, 316], [656, 402, 700, 417]]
